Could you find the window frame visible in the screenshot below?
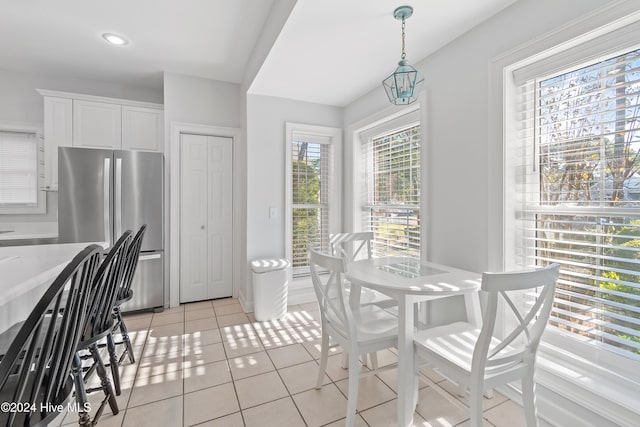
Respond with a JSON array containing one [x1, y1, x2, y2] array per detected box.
[[285, 122, 342, 280], [0, 122, 45, 215], [487, 5, 640, 424], [501, 17, 640, 384], [359, 112, 422, 258]]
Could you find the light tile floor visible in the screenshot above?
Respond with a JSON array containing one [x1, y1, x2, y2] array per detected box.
[[54, 299, 537, 427]]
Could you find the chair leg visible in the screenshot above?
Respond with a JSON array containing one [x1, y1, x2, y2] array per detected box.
[[341, 351, 349, 369], [369, 351, 379, 370], [106, 333, 121, 396], [90, 344, 119, 416], [116, 307, 135, 364], [72, 354, 91, 427], [522, 371, 538, 427], [469, 383, 483, 427], [316, 332, 330, 389], [345, 349, 360, 427], [457, 383, 466, 397]]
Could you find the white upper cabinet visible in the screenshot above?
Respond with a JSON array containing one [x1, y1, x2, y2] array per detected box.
[[73, 100, 122, 149], [43, 96, 72, 191], [122, 106, 164, 152], [37, 89, 164, 190]]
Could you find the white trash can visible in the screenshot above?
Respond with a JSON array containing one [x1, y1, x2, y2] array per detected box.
[[251, 258, 290, 321]]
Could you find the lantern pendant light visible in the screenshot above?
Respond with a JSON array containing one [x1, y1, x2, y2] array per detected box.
[[382, 5, 424, 105]]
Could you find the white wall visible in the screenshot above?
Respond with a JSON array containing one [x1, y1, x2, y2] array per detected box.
[[163, 72, 242, 307], [243, 94, 342, 307], [344, 0, 607, 274], [235, 0, 297, 308], [0, 68, 162, 225], [0, 68, 162, 125], [163, 72, 241, 129]]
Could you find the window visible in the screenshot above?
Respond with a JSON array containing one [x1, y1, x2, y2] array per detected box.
[[513, 48, 640, 362], [0, 129, 45, 214], [286, 123, 342, 277], [362, 123, 421, 258]]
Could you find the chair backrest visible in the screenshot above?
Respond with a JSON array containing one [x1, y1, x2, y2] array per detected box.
[[329, 232, 373, 263], [83, 231, 132, 341], [0, 245, 103, 427], [308, 249, 356, 342], [472, 264, 560, 376], [117, 224, 147, 303]]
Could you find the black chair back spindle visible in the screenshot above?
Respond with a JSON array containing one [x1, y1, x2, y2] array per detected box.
[[112, 224, 147, 366], [117, 224, 146, 305], [82, 231, 132, 343]]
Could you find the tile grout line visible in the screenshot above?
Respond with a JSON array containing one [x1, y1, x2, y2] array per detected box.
[[219, 316, 248, 427], [120, 302, 520, 427]]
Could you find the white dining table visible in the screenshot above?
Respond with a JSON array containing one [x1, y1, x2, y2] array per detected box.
[[345, 256, 482, 427], [0, 242, 107, 334]]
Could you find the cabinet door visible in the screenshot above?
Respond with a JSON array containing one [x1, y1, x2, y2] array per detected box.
[[73, 100, 121, 149], [121, 106, 164, 152], [43, 96, 72, 190]]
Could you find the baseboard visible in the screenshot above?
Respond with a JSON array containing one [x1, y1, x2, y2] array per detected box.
[[497, 378, 636, 427], [238, 284, 316, 314], [287, 285, 317, 306], [238, 290, 253, 313]]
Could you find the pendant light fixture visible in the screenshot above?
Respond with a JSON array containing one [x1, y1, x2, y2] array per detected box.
[[382, 5, 424, 105]]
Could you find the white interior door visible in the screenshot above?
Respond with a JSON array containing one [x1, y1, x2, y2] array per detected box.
[[180, 134, 233, 303]]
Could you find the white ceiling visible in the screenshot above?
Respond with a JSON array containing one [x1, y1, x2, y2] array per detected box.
[[0, 0, 518, 106], [250, 0, 519, 106], [0, 0, 275, 88]]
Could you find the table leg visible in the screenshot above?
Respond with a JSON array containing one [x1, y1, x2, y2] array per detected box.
[[397, 294, 415, 427]]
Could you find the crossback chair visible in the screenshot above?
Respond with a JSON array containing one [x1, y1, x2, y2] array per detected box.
[[413, 263, 559, 427], [309, 249, 398, 427], [112, 224, 147, 365], [330, 232, 398, 310], [329, 232, 372, 263], [73, 231, 132, 426], [330, 232, 399, 370], [0, 245, 103, 427]]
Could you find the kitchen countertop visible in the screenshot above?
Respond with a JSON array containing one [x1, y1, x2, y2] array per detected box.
[[0, 242, 107, 333], [0, 222, 58, 240]]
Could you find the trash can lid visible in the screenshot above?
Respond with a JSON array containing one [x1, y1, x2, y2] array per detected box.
[[251, 258, 290, 273]]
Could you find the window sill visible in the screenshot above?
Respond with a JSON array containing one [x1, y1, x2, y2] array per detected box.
[[533, 342, 640, 426]]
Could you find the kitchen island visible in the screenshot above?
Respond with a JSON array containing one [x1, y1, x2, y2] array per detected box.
[[0, 242, 107, 333]]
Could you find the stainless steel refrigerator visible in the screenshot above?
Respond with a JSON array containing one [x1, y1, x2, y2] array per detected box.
[[58, 147, 164, 312]]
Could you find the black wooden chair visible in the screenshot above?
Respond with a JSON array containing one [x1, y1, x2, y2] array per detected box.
[[112, 224, 147, 365], [0, 244, 103, 427], [73, 231, 132, 426]]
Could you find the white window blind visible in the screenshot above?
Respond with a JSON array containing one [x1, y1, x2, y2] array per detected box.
[[515, 48, 640, 360], [362, 124, 420, 258], [291, 134, 331, 276], [0, 131, 39, 206]]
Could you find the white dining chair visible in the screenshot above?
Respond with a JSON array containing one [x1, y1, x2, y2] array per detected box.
[[330, 232, 397, 307], [330, 232, 399, 369], [309, 249, 398, 427], [413, 263, 559, 427]]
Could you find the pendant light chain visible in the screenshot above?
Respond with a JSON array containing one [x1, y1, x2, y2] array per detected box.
[[401, 17, 406, 60]]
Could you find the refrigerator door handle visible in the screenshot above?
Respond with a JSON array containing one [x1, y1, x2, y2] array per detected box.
[[103, 157, 111, 246], [115, 157, 123, 239]]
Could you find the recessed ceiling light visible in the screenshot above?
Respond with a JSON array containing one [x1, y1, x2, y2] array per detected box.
[[102, 33, 129, 46]]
